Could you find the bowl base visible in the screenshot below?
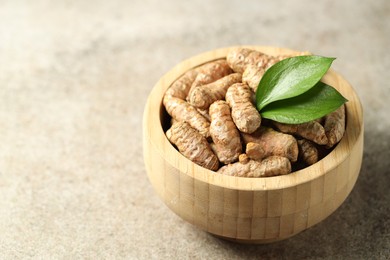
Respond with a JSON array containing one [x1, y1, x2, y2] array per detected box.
[[212, 233, 296, 244]]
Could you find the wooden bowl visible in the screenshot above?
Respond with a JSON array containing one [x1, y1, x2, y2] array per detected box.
[[143, 46, 364, 243]]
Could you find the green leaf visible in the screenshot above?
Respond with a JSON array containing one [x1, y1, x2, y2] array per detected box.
[[256, 55, 336, 110], [260, 82, 348, 124]]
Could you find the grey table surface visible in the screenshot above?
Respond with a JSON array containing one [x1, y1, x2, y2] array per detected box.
[[0, 0, 389, 259]]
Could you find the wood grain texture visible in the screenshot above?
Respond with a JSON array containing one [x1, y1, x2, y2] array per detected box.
[[143, 46, 364, 243]]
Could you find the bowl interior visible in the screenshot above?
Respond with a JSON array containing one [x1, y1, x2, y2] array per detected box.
[[150, 46, 363, 191]]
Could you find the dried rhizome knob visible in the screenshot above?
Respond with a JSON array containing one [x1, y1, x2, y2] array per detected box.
[[209, 100, 242, 164], [188, 73, 242, 110], [225, 83, 261, 134], [166, 121, 219, 171], [218, 154, 291, 177]]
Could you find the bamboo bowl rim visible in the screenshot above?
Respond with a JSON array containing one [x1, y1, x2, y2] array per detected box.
[[144, 46, 363, 191]]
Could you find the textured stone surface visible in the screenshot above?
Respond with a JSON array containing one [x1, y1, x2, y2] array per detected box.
[[0, 0, 389, 258]]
